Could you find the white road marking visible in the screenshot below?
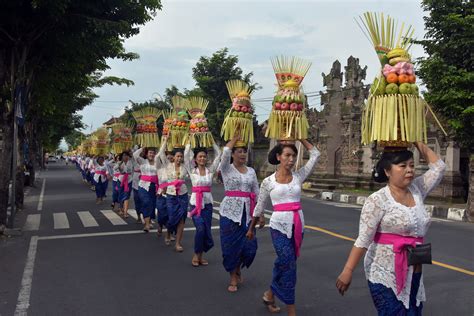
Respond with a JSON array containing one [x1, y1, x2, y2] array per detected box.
[[77, 211, 99, 227], [100, 210, 127, 225], [53, 213, 70, 229], [38, 226, 221, 240], [23, 215, 41, 231], [127, 209, 138, 220], [37, 179, 46, 211], [14, 236, 38, 316]]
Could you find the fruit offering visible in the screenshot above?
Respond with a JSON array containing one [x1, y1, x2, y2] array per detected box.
[[265, 56, 311, 141], [90, 128, 110, 155], [169, 96, 190, 149], [221, 80, 255, 146], [357, 12, 434, 148], [132, 107, 161, 148], [187, 96, 215, 148]]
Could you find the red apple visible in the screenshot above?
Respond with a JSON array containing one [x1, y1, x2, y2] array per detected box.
[[281, 102, 289, 110], [297, 104, 304, 111], [241, 106, 248, 113], [274, 102, 282, 110], [233, 104, 240, 111], [290, 103, 298, 111]]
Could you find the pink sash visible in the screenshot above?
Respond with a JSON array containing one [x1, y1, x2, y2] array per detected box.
[[95, 170, 106, 176], [274, 202, 303, 258], [225, 191, 256, 217], [374, 232, 424, 294], [159, 179, 186, 195], [140, 175, 159, 193], [188, 186, 211, 217], [120, 173, 130, 192]]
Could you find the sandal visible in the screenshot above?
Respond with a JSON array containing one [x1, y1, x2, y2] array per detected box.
[[165, 238, 171, 246], [175, 245, 184, 253], [192, 259, 200, 267], [262, 293, 281, 313], [227, 283, 238, 293], [199, 259, 209, 266]]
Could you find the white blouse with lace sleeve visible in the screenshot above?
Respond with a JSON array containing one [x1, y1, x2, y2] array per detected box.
[[133, 148, 159, 191], [354, 159, 446, 309], [253, 147, 320, 238], [218, 147, 259, 225], [186, 143, 222, 207]]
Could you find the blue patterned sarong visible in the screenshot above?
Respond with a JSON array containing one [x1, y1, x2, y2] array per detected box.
[[368, 272, 423, 316], [270, 228, 297, 305], [118, 181, 132, 203], [95, 180, 108, 198], [219, 210, 257, 272], [133, 189, 142, 215], [192, 203, 214, 254], [112, 180, 119, 204], [166, 194, 189, 234], [138, 183, 156, 219], [156, 195, 168, 226]]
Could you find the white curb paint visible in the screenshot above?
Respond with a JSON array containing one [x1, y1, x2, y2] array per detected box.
[[447, 208, 466, 221], [339, 194, 350, 203], [356, 196, 367, 205], [321, 192, 334, 201]]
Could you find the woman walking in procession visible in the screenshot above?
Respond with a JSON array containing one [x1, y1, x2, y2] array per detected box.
[[133, 146, 162, 232], [336, 142, 446, 315], [132, 153, 143, 223], [117, 151, 133, 218], [93, 156, 109, 204], [155, 151, 171, 237], [247, 140, 320, 315], [218, 133, 265, 293], [159, 137, 189, 252], [184, 142, 221, 267]]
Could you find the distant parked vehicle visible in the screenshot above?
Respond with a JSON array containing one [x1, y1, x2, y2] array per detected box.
[[48, 156, 57, 163]]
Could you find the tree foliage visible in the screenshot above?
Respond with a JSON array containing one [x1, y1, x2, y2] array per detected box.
[[415, 0, 474, 150], [191, 48, 259, 140]]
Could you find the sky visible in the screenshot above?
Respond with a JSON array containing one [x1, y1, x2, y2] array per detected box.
[[78, 0, 428, 134]]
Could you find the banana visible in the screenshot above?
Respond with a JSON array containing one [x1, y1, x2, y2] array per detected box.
[[387, 48, 407, 59]]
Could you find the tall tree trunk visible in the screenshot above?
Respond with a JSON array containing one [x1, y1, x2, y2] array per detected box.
[[15, 127, 25, 209], [0, 113, 13, 227], [468, 153, 474, 222]]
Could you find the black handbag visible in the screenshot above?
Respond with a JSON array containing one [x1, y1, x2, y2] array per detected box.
[[407, 243, 432, 266]]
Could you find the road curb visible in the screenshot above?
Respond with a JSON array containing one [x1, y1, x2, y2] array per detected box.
[[304, 190, 468, 222]]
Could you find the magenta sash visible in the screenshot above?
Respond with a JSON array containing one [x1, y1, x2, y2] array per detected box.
[[140, 175, 159, 193], [374, 232, 424, 294], [159, 179, 186, 195], [120, 173, 130, 192], [225, 190, 256, 217], [188, 186, 211, 217], [95, 170, 106, 176], [274, 202, 303, 258]]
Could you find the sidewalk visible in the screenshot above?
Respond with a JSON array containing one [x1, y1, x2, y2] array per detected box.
[[302, 187, 470, 222]]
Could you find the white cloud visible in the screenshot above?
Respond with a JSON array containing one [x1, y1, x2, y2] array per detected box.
[[82, 0, 429, 129]]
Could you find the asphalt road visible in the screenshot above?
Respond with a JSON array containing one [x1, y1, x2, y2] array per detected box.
[[1, 162, 473, 315]]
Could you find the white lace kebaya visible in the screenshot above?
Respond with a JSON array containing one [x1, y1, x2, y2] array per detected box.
[[217, 147, 260, 225], [253, 147, 321, 238], [184, 143, 221, 207], [354, 159, 446, 309], [132, 147, 163, 191]]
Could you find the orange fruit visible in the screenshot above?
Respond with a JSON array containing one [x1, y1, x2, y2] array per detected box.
[[408, 75, 416, 83], [398, 74, 410, 84], [386, 73, 398, 84]]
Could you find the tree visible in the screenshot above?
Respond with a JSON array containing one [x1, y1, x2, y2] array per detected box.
[[191, 48, 259, 141], [415, 0, 474, 218], [64, 129, 86, 150], [0, 0, 162, 228]]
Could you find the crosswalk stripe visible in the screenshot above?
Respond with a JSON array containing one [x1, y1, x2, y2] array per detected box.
[[53, 213, 70, 229], [128, 209, 138, 220], [23, 214, 41, 231], [77, 211, 99, 227], [100, 210, 127, 225]]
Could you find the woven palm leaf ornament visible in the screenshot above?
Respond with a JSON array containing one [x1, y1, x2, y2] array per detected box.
[[266, 56, 311, 141], [221, 80, 255, 147], [356, 12, 446, 149], [91, 128, 110, 156], [161, 109, 173, 151], [169, 96, 190, 149], [111, 123, 124, 154], [187, 96, 214, 148], [132, 107, 161, 147]]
